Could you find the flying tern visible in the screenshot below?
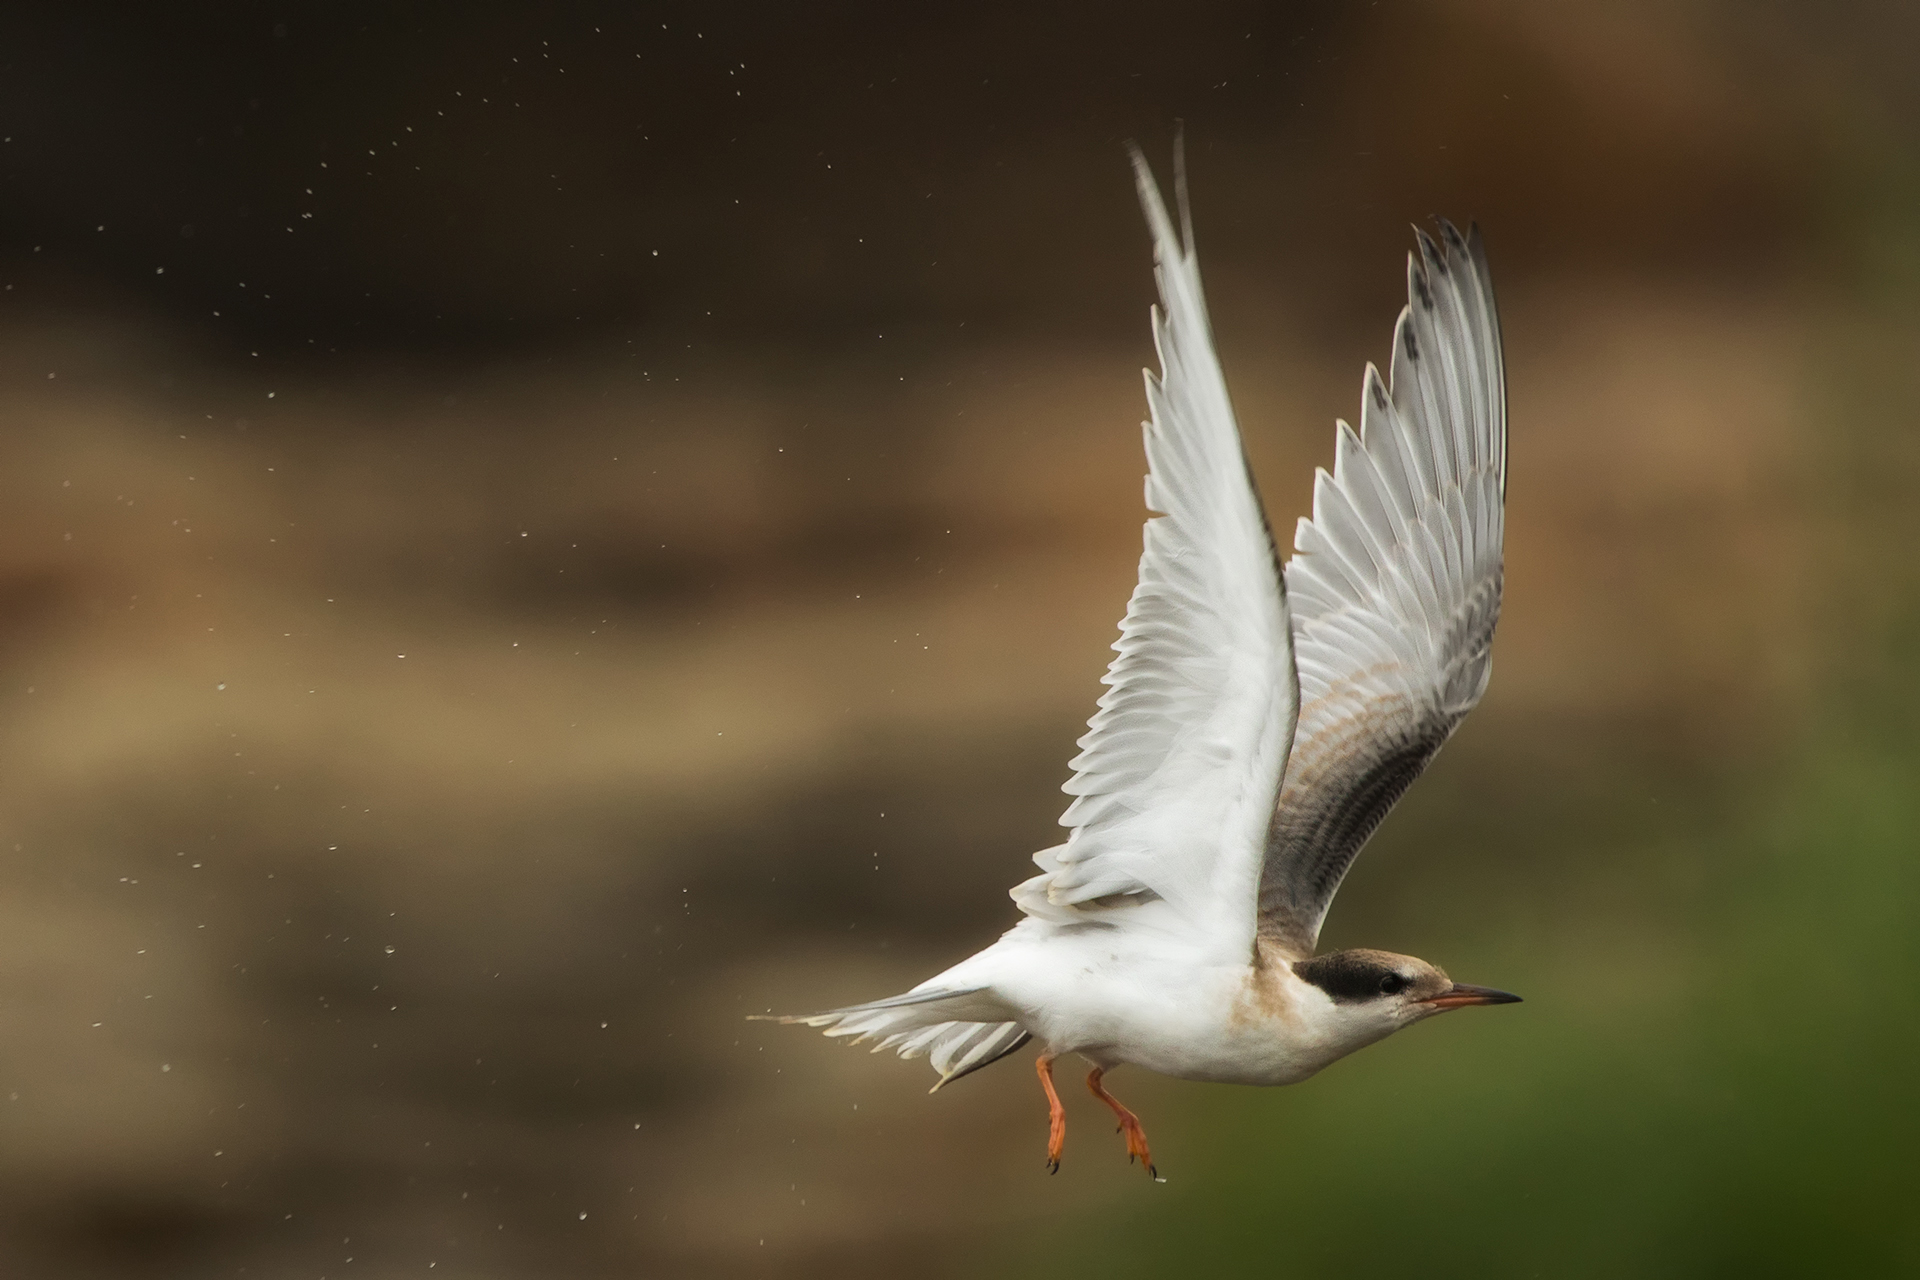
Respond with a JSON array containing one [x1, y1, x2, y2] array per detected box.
[[763, 146, 1515, 1179]]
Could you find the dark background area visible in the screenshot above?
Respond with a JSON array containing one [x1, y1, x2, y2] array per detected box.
[[2, 1, 1844, 354], [0, 2, 1917, 1277]]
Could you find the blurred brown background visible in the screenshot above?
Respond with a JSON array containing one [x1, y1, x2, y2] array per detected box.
[[1, 2, 1918, 1276]]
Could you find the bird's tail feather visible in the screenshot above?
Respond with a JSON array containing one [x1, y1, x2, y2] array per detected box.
[[751, 986, 1031, 1091]]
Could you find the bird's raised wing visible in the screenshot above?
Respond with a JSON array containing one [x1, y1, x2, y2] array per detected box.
[[1009, 149, 1298, 964], [1257, 222, 1505, 958]]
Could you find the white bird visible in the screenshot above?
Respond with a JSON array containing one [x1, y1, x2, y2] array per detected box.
[[762, 146, 1515, 1179]]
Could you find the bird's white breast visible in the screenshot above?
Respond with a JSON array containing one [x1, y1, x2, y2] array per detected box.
[[962, 924, 1361, 1087]]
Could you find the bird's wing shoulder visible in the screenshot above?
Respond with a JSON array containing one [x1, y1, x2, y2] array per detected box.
[[1011, 148, 1298, 964], [1257, 222, 1506, 958]]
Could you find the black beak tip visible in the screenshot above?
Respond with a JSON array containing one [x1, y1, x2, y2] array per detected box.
[[1430, 982, 1523, 1009]]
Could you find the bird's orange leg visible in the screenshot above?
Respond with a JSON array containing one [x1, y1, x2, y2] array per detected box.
[[1087, 1067, 1159, 1180], [1037, 1053, 1066, 1174]]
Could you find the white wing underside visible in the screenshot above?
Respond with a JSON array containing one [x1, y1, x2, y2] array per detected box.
[[1009, 151, 1297, 967]]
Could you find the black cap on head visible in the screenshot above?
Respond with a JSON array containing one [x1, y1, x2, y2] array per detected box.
[[1294, 948, 1426, 1004]]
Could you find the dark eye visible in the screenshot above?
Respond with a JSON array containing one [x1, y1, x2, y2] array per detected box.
[[1378, 973, 1407, 996]]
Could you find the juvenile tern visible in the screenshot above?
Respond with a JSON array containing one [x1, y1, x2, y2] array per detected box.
[[763, 147, 1515, 1178]]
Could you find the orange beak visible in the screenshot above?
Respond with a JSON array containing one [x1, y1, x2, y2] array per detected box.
[[1424, 982, 1522, 1011]]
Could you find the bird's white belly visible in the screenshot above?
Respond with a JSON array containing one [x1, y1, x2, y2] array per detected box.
[[980, 937, 1345, 1087]]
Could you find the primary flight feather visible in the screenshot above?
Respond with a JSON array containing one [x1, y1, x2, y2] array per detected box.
[[760, 146, 1514, 1178]]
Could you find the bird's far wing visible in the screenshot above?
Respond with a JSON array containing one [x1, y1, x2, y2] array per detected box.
[[1010, 147, 1298, 964], [1257, 222, 1506, 958]]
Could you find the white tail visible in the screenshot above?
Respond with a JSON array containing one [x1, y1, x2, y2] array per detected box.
[[753, 986, 1031, 1092]]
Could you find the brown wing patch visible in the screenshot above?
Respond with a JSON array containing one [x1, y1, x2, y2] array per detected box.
[[1256, 698, 1458, 956]]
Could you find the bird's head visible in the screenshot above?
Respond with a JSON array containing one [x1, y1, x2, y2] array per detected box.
[[1291, 947, 1521, 1053]]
